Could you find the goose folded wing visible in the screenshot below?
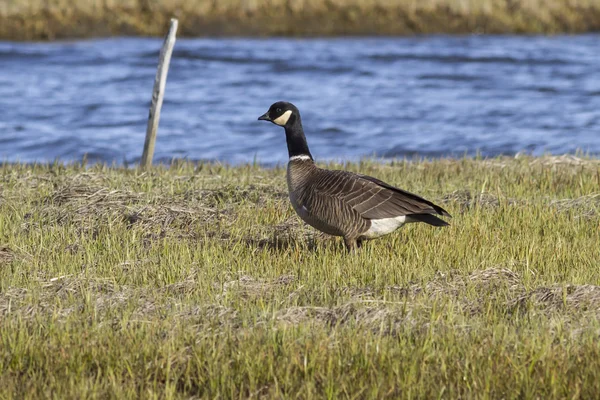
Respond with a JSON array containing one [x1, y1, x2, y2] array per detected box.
[[312, 170, 450, 220]]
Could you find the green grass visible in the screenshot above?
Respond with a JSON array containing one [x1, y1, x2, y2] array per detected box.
[[2, 0, 600, 40], [1, 155, 599, 398]]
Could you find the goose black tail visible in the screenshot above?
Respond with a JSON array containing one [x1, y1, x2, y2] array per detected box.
[[409, 213, 450, 227]]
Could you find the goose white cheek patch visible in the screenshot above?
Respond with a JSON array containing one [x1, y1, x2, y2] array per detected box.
[[273, 110, 292, 126]]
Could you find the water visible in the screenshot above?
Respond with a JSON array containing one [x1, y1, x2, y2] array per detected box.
[[1, 35, 599, 165]]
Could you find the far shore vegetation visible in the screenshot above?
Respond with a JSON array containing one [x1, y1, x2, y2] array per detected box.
[[2, 0, 600, 40], [1, 155, 599, 397]]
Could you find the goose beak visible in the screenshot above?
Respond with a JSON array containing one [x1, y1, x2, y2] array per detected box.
[[258, 112, 270, 121]]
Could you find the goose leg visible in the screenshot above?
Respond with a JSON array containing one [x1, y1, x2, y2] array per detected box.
[[343, 237, 358, 253]]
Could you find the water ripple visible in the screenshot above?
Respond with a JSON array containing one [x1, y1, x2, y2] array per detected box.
[[0, 35, 599, 165]]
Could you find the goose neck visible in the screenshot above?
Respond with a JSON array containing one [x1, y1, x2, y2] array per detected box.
[[284, 121, 313, 160]]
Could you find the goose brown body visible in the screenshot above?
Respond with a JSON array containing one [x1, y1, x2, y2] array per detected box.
[[259, 101, 451, 251], [287, 158, 368, 239]]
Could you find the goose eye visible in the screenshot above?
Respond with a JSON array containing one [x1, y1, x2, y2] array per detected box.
[[276, 108, 282, 113]]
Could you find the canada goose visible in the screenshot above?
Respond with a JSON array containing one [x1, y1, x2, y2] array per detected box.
[[258, 101, 451, 251]]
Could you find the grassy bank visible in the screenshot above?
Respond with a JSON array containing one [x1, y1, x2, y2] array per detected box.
[[1, 156, 600, 398], [2, 0, 600, 40]]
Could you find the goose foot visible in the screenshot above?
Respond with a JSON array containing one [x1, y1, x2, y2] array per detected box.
[[343, 237, 363, 253]]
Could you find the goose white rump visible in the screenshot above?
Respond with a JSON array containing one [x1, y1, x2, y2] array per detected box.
[[362, 216, 408, 239]]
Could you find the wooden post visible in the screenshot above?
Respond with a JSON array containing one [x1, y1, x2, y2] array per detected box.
[[140, 18, 178, 169]]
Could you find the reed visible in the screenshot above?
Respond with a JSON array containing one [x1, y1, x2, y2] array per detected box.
[[2, 0, 599, 40], [1, 155, 599, 398]]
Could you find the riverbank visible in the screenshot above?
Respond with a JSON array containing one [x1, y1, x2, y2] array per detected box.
[[2, 0, 600, 40], [1, 156, 599, 397]]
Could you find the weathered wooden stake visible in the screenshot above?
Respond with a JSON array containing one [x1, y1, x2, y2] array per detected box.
[[140, 18, 178, 169]]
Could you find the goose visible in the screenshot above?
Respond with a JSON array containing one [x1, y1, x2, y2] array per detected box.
[[258, 101, 451, 251]]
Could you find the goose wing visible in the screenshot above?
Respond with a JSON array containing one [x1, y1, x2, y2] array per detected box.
[[310, 169, 451, 220]]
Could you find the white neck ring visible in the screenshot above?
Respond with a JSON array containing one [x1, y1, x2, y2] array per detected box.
[[289, 155, 312, 161]]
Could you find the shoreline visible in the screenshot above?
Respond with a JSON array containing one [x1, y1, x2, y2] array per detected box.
[[2, 153, 598, 168], [2, 0, 600, 41]]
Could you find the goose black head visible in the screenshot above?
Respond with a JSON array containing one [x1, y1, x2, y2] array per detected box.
[[258, 101, 299, 127]]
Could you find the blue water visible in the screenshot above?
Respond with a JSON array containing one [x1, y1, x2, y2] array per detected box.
[[0, 35, 599, 165]]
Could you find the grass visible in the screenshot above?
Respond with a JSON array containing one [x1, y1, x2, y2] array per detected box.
[[0, 155, 599, 398], [2, 0, 600, 40]]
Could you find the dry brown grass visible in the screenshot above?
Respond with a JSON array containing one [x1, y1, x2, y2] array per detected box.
[[2, 0, 600, 40], [2, 267, 600, 340], [0, 247, 14, 264]]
